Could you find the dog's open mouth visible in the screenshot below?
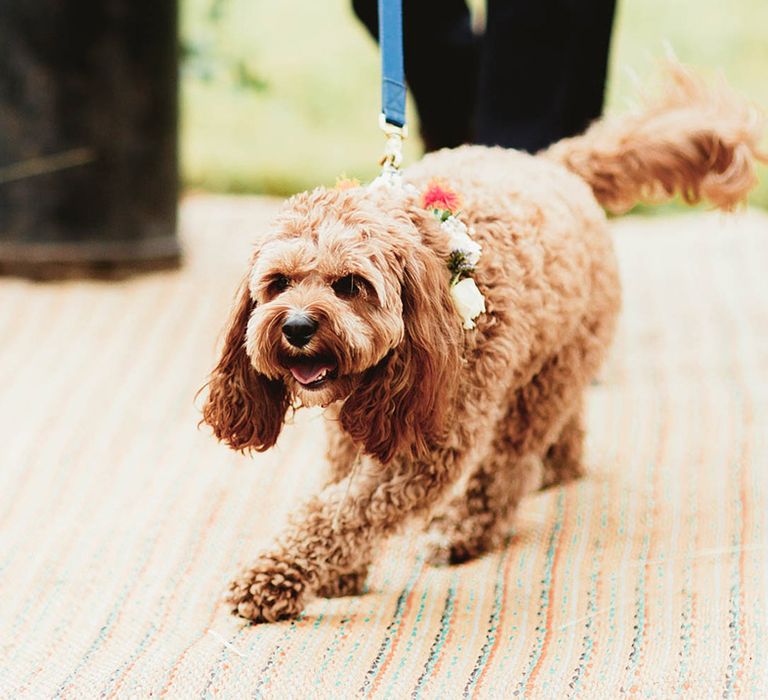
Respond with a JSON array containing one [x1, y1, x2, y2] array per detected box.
[[284, 355, 339, 389]]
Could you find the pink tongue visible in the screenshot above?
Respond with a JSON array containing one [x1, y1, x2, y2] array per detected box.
[[290, 362, 334, 385]]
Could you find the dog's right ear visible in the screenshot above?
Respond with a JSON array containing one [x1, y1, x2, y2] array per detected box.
[[201, 281, 288, 452]]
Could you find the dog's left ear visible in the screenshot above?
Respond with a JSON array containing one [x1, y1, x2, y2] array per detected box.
[[340, 222, 462, 463], [201, 281, 289, 452]]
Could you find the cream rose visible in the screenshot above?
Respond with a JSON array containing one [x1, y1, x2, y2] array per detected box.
[[441, 216, 482, 267], [450, 277, 486, 329]]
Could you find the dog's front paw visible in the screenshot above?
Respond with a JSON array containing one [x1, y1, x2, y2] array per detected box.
[[227, 557, 307, 623]]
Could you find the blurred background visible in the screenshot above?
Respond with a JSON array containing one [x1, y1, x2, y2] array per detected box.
[[1, 0, 766, 276], [181, 0, 768, 205]]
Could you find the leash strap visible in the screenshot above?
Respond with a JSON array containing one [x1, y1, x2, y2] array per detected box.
[[376, 0, 407, 177], [378, 0, 406, 128]]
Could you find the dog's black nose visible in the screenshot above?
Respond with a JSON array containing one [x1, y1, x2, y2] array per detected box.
[[282, 314, 318, 347]]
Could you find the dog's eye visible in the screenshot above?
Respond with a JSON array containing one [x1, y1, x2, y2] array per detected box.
[[267, 275, 290, 296], [332, 274, 363, 299]]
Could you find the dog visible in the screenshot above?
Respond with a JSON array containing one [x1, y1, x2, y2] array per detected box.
[[202, 63, 764, 623]]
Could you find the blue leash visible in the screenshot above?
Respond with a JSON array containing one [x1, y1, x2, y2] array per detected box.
[[377, 0, 407, 175], [378, 0, 406, 129]]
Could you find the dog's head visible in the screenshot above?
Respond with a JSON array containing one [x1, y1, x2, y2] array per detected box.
[[201, 186, 463, 463]]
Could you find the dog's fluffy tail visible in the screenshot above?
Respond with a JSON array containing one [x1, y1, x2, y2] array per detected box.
[[544, 61, 766, 213]]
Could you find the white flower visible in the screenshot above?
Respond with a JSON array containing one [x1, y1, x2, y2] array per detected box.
[[441, 216, 482, 267], [368, 171, 402, 190], [450, 277, 486, 329]]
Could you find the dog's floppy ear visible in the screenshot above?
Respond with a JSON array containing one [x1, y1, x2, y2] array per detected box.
[[201, 281, 289, 452], [340, 234, 462, 464]]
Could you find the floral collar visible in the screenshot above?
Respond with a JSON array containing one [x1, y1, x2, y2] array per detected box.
[[420, 179, 486, 329]]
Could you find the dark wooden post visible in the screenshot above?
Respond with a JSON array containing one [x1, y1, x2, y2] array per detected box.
[[0, 0, 180, 276]]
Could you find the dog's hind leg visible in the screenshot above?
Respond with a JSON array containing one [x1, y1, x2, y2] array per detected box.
[[541, 403, 585, 489]]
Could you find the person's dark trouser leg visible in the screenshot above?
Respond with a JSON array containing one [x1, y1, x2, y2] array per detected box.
[[352, 0, 478, 151], [475, 0, 616, 152]]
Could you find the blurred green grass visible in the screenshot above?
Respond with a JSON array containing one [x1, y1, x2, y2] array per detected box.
[[181, 0, 768, 209]]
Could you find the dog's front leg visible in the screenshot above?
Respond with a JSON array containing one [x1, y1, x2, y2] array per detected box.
[[228, 454, 458, 623]]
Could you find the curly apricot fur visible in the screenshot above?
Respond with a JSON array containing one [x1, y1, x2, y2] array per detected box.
[[202, 63, 764, 623]]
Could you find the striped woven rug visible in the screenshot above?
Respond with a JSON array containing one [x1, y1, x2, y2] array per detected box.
[[1, 196, 766, 699]]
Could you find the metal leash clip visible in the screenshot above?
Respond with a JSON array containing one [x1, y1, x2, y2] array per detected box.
[[378, 113, 408, 178]]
